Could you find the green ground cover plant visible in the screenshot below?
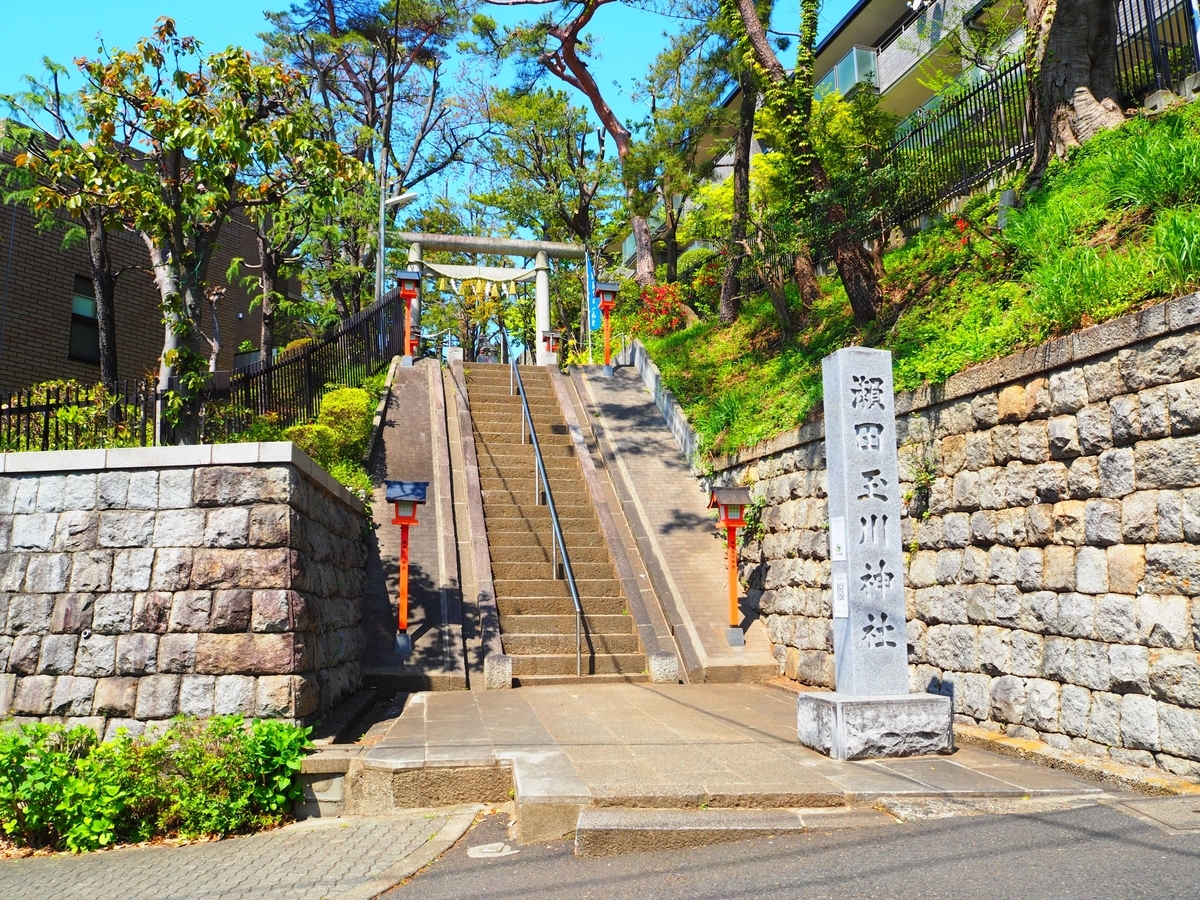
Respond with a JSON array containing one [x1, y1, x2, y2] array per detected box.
[[641, 102, 1200, 458], [0, 717, 310, 853]]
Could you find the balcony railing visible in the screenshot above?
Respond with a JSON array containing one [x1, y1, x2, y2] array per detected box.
[[875, 0, 978, 92], [816, 46, 878, 98]]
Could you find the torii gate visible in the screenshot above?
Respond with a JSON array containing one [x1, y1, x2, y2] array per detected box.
[[395, 233, 586, 366]]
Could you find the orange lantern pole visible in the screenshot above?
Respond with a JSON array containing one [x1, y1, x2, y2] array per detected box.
[[385, 479, 428, 655], [710, 487, 752, 647], [396, 271, 421, 362], [595, 281, 618, 370]]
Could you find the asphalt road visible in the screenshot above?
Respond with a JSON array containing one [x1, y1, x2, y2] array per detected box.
[[388, 802, 1200, 900]]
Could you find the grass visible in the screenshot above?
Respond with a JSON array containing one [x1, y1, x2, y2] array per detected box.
[[643, 101, 1200, 459]]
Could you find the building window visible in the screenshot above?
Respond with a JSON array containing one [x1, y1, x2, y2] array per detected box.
[[69, 275, 100, 365]]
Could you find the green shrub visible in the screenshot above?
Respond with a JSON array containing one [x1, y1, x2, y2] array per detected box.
[[1104, 118, 1200, 212], [283, 423, 340, 469], [1154, 207, 1200, 293], [317, 387, 374, 461], [676, 246, 718, 284], [0, 717, 310, 852]]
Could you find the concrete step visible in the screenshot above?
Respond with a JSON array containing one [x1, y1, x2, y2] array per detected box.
[[510, 652, 647, 677], [489, 544, 612, 566], [494, 578, 621, 599], [492, 560, 616, 581], [511, 673, 650, 687], [475, 428, 572, 444], [496, 595, 627, 616], [502, 632, 642, 655], [468, 393, 561, 410], [480, 512, 600, 531], [477, 443, 577, 460], [479, 480, 592, 500], [573, 809, 807, 858], [498, 613, 635, 635], [485, 528, 603, 548]]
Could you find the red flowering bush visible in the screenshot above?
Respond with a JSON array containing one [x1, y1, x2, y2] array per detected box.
[[635, 283, 687, 336]]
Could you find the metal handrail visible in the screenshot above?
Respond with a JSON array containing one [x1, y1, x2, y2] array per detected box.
[[500, 329, 584, 677]]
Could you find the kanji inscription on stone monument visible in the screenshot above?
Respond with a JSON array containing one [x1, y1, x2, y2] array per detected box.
[[821, 347, 909, 695]]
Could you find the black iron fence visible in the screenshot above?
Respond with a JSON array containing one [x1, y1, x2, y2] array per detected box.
[[0, 380, 157, 453], [220, 288, 404, 434], [1115, 0, 1200, 101], [885, 58, 1032, 228], [0, 289, 405, 451], [879, 0, 1200, 227]]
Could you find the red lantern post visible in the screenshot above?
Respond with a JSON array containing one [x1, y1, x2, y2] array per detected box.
[[385, 479, 428, 654], [595, 281, 618, 369], [709, 487, 752, 646], [396, 270, 421, 360]]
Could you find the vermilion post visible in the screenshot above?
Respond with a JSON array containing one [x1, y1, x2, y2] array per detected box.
[[398, 523, 410, 633], [727, 526, 739, 628], [404, 298, 414, 358], [602, 309, 612, 367]]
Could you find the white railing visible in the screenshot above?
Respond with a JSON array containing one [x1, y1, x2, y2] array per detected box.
[[875, 0, 976, 92]]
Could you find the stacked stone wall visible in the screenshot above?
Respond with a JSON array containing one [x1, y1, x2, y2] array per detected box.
[[715, 296, 1200, 778], [0, 446, 367, 738]]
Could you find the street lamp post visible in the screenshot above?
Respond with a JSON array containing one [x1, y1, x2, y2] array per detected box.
[[595, 281, 618, 374], [375, 188, 419, 304], [386, 479, 429, 656], [709, 486, 752, 647]]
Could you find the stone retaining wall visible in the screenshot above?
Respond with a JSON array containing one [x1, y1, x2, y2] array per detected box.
[[0, 443, 367, 738], [712, 293, 1200, 778]]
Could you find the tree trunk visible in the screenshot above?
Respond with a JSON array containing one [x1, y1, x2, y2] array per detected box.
[[257, 232, 278, 367], [631, 214, 655, 285], [720, 68, 757, 324], [1027, 0, 1126, 177], [664, 227, 678, 284], [831, 229, 882, 326], [84, 211, 118, 387], [793, 251, 820, 318], [729, 0, 882, 324]]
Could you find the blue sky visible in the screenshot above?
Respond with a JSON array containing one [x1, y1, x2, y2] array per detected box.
[[0, 1, 855, 141]]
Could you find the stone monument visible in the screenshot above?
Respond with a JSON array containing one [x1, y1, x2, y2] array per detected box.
[[796, 347, 953, 760]]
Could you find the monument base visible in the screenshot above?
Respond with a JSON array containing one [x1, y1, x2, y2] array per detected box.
[[797, 692, 953, 761]]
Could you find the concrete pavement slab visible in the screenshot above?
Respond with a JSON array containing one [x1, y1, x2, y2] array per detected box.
[[0, 809, 480, 900]]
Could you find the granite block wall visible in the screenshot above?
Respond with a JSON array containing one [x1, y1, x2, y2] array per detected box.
[[712, 295, 1200, 778], [0, 445, 368, 738]]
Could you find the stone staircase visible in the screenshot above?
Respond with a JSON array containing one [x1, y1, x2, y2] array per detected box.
[[464, 363, 647, 685]]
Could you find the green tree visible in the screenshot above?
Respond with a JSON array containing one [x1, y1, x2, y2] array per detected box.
[[635, 19, 731, 284], [722, 0, 884, 325], [264, 0, 486, 315], [477, 1, 660, 286], [473, 87, 618, 247], [1025, 0, 1126, 177], [2, 63, 123, 386], [44, 19, 351, 442]]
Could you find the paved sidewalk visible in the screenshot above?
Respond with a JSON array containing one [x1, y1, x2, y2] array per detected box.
[[575, 365, 777, 682], [360, 683, 1108, 843], [0, 808, 479, 900], [363, 359, 465, 689]]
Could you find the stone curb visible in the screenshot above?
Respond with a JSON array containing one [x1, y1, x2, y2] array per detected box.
[[0, 441, 366, 513], [447, 361, 506, 677], [955, 723, 1200, 796], [548, 365, 674, 673], [364, 356, 402, 468], [328, 805, 482, 900]]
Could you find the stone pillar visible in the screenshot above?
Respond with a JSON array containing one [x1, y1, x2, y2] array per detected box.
[[534, 250, 553, 366], [824, 347, 909, 695], [796, 347, 952, 760]]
